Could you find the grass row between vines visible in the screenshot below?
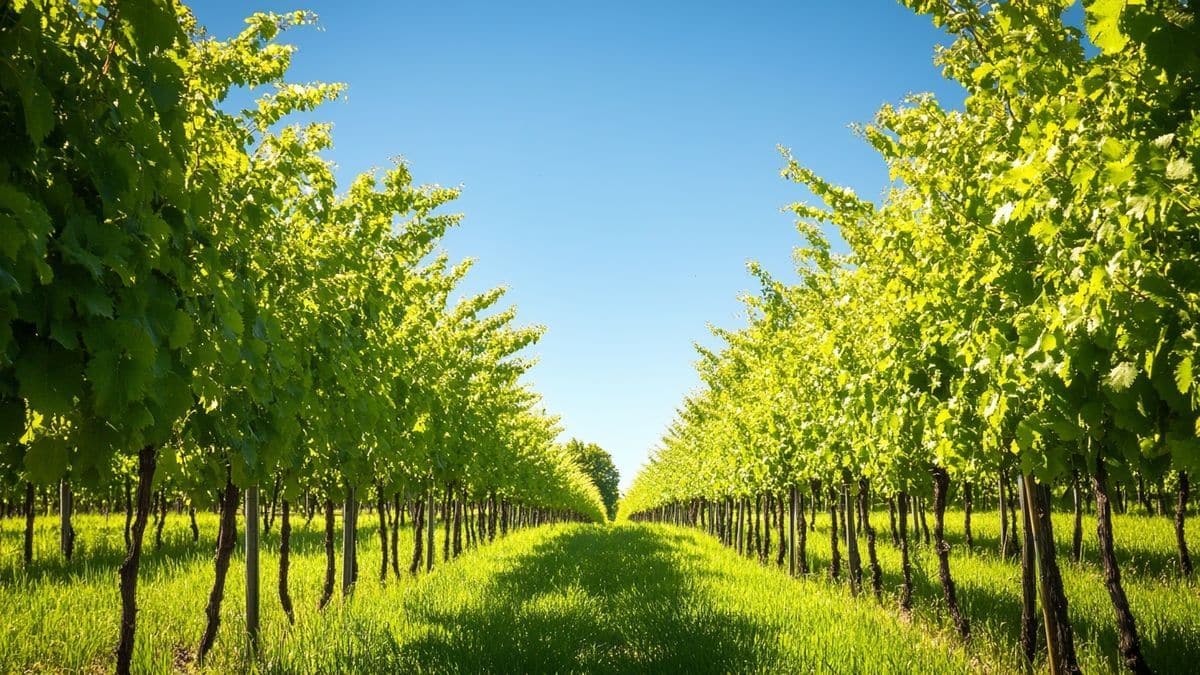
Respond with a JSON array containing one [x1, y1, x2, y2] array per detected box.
[[0, 506, 1195, 673]]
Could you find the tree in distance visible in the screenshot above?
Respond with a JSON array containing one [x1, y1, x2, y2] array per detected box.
[[566, 440, 620, 521]]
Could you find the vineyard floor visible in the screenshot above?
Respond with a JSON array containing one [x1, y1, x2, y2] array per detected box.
[[0, 511, 1196, 673]]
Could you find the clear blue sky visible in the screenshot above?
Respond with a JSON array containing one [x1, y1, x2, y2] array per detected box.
[[191, 1, 964, 491]]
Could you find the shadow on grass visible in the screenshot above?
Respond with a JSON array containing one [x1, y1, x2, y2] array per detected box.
[[769, 524, 1199, 675], [933, 528, 1190, 583], [0, 514, 347, 585], [942, 567, 1200, 674], [900, 509, 1196, 583], [397, 525, 779, 674]]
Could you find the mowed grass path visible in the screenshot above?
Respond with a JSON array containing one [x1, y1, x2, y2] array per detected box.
[[1, 516, 973, 673], [389, 524, 973, 673]]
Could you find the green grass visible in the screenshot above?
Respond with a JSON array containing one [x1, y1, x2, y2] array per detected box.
[[789, 506, 1200, 674], [0, 507, 1195, 673]]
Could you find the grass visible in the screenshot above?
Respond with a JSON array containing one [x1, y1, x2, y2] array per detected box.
[[0, 505, 1195, 673], [786, 505, 1199, 674]]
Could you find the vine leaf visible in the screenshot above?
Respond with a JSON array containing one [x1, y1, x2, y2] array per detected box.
[[1086, 0, 1139, 55], [25, 436, 68, 485], [15, 342, 84, 415], [1176, 355, 1194, 395], [19, 76, 53, 144], [1106, 361, 1139, 391], [0, 399, 26, 443]]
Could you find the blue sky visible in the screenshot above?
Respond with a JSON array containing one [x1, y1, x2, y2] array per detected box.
[[191, 1, 964, 490]]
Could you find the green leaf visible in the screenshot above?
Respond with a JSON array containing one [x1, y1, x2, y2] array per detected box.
[[15, 341, 84, 415], [1106, 361, 1138, 391], [126, 403, 155, 431], [1041, 331, 1058, 353], [151, 372, 192, 430], [144, 55, 184, 116], [75, 285, 114, 318], [1166, 157, 1193, 181], [0, 398, 26, 443], [0, 214, 21, 260], [1176, 355, 1194, 395], [1086, 0, 1137, 55], [168, 310, 193, 349], [1049, 418, 1081, 442], [120, 0, 181, 55], [0, 185, 51, 251], [1081, 400, 1105, 428], [49, 318, 79, 350], [1105, 160, 1135, 186], [0, 264, 19, 293], [25, 436, 68, 485], [1015, 419, 1038, 452], [218, 299, 244, 337], [1152, 133, 1175, 149], [19, 76, 54, 144], [1101, 137, 1126, 161], [85, 345, 125, 415]]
